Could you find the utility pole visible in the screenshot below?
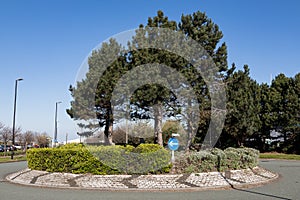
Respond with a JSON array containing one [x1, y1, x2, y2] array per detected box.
[[11, 78, 23, 159], [53, 101, 62, 147]]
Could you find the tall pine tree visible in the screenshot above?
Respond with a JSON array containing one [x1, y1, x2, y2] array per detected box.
[[67, 39, 127, 144], [223, 65, 260, 147]]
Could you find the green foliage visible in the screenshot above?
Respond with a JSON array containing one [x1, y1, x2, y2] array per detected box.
[[0, 154, 27, 163], [270, 74, 299, 146], [65, 8, 300, 155], [133, 143, 162, 153], [27, 144, 171, 175], [260, 153, 300, 160], [222, 65, 261, 147], [224, 147, 259, 169], [175, 147, 259, 173], [89, 144, 171, 174], [162, 120, 180, 145], [67, 9, 229, 148], [67, 38, 126, 144], [0, 150, 25, 157], [27, 147, 114, 175]]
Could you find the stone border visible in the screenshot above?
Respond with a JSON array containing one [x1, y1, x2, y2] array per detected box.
[[6, 166, 279, 191]]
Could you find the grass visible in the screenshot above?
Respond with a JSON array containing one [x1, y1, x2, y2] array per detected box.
[[260, 152, 300, 160], [0, 153, 27, 163]]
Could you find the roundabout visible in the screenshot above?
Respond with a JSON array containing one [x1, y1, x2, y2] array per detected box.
[[1, 160, 299, 199], [6, 166, 277, 191]]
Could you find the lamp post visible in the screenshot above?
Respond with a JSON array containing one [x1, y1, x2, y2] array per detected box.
[[53, 101, 62, 147], [11, 78, 23, 159]]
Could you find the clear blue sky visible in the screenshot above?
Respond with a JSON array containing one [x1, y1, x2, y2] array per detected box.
[[0, 0, 299, 141]]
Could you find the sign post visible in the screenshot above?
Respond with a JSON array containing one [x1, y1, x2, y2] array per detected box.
[[168, 135, 179, 163]]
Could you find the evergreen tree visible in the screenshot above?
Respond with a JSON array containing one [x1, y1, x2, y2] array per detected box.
[[127, 10, 179, 146], [270, 74, 296, 142], [67, 39, 127, 145], [280, 73, 300, 152], [290, 73, 300, 153], [68, 10, 228, 149], [66, 10, 299, 154], [179, 11, 228, 148], [256, 83, 273, 151], [127, 10, 228, 148], [223, 65, 260, 147]]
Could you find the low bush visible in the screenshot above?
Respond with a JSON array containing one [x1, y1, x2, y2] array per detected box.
[[27, 143, 171, 175], [27, 146, 116, 175], [174, 147, 259, 173], [89, 144, 171, 174]]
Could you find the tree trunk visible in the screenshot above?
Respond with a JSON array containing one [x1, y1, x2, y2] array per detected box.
[[237, 139, 244, 147], [104, 105, 114, 145], [154, 104, 163, 146], [4, 143, 7, 156]]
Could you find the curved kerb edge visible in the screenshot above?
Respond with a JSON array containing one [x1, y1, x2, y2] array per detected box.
[[5, 167, 279, 192]]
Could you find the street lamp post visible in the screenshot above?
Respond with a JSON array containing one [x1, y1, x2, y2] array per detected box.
[[53, 101, 62, 147], [11, 78, 23, 159]]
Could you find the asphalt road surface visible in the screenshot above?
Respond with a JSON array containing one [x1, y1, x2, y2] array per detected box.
[[0, 160, 299, 200]]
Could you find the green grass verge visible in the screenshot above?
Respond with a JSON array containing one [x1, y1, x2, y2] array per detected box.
[[260, 153, 300, 160], [0, 155, 27, 163]]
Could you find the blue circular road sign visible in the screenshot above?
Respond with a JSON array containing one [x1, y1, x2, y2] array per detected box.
[[168, 137, 179, 151]]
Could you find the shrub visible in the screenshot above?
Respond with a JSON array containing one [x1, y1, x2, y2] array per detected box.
[[27, 147, 116, 175], [224, 147, 259, 169], [88, 144, 171, 174], [27, 144, 171, 175], [175, 147, 259, 173], [162, 120, 180, 145], [133, 143, 162, 153]]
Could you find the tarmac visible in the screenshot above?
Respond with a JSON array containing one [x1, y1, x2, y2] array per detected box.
[[6, 166, 278, 191]]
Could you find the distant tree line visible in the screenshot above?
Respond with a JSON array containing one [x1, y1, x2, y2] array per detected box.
[[67, 10, 300, 154], [219, 67, 299, 153], [0, 122, 50, 151]]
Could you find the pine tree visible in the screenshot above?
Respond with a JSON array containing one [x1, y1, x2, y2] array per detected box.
[[126, 10, 179, 146], [256, 83, 273, 151], [270, 74, 295, 142], [67, 10, 228, 149], [291, 73, 300, 153], [223, 65, 260, 147], [67, 39, 126, 145], [127, 10, 228, 148]]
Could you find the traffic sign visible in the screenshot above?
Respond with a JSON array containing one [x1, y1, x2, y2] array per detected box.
[[168, 137, 179, 151]]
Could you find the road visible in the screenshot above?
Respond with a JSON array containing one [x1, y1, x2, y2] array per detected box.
[[0, 160, 299, 200]]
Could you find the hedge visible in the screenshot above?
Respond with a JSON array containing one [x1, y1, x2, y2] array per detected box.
[[174, 147, 259, 173], [27, 143, 171, 175], [27, 145, 259, 174]]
